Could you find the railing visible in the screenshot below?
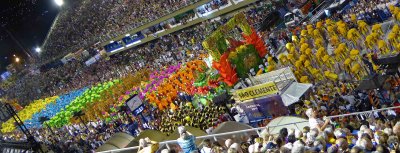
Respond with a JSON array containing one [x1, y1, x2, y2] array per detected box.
[[98, 105, 400, 153], [327, 106, 400, 119], [97, 121, 308, 153], [1, 148, 33, 153], [309, 0, 331, 23]]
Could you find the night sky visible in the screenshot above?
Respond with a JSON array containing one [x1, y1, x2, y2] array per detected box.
[[0, 0, 59, 73]]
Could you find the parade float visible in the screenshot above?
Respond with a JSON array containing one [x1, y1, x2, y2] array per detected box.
[[1, 13, 279, 132], [202, 13, 271, 86], [1, 96, 59, 133]]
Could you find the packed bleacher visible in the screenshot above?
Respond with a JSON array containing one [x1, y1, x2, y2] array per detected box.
[[341, 0, 396, 24], [40, 0, 203, 64], [3, 0, 400, 152], [6, 0, 278, 105], [4, 18, 225, 106]]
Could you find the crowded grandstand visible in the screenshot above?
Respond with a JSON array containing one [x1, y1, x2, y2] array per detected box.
[[1, 0, 400, 152]]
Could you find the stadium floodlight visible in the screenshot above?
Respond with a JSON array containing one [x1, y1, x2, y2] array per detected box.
[[54, 0, 64, 6], [35, 47, 41, 53]]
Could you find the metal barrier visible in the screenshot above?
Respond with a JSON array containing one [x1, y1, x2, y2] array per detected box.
[[97, 121, 308, 153], [1, 148, 33, 153], [327, 106, 400, 119], [98, 105, 400, 153]]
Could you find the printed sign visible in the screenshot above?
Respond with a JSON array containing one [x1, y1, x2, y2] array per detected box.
[[235, 82, 278, 101], [133, 104, 145, 116], [126, 95, 143, 112], [238, 95, 288, 123]]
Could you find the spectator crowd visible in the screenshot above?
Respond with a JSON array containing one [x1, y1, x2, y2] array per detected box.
[[40, 0, 202, 64], [4, 0, 278, 106], [3, 0, 400, 152]]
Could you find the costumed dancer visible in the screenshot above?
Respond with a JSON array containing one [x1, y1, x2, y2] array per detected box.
[[347, 28, 362, 49], [365, 35, 376, 51], [357, 20, 369, 36], [371, 24, 383, 36], [316, 47, 327, 67], [377, 40, 390, 55]]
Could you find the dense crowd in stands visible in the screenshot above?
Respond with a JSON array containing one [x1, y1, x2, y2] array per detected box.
[[197, 0, 229, 14], [40, 0, 202, 64], [4, 0, 400, 152], [0, 1, 285, 151], [342, 0, 395, 24], [136, 78, 400, 153], [4, 76, 400, 152], [5, 0, 278, 105], [2, 112, 137, 153], [5, 18, 225, 105]]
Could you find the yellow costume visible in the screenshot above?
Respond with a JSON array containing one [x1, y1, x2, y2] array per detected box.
[[300, 43, 309, 53], [387, 32, 398, 50], [357, 20, 369, 36], [334, 47, 345, 62], [292, 35, 299, 45], [330, 35, 340, 47], [365, 34, 378, 50], [377, 40, 389, 55], [301, 30, 308, 37], [316, 49, 325, 66], [310, 68, 323, 81], [372, 24, 383, 35], [350, 49, 360, 61], [347, 28, 361, 45], [350, 14, 357, 23], [325, 19, 333, 26], [279, 54, 290, 66], [315, 38, 324, 49], [327, 26, 337, 37], [313, 29, 323, 40], [322, 55, 334, 70], [351, 63, 364, 80], [344, 58, 353, 73], [324, 70, 338, 81]]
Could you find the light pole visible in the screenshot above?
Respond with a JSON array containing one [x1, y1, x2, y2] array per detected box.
[[54, 0, 64, 6], [35, 47, 41, 53]]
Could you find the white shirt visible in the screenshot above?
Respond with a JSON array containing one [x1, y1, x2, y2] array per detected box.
[[200, 147, 212, 153], [387, 110, 397, 116], [309, 118, 323, 130]]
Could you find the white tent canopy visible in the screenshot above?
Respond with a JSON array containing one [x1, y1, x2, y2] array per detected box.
[[280, 82, 312, 106], [266, 116, 309, 135]]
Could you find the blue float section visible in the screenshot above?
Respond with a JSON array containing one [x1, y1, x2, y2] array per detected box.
[[25, 88, 88, 129]]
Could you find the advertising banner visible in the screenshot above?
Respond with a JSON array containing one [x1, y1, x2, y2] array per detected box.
[[235, 82, 278, 101], [126, 94, 143, 112], [239, 95, 288, 123]]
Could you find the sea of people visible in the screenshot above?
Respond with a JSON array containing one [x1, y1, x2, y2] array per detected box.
[[341, 0, 396, 24], [40, 0, 202, 63], [2, 0, 400, 152], [3, 0, 275, 106], [39, 0, 235, 65]]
